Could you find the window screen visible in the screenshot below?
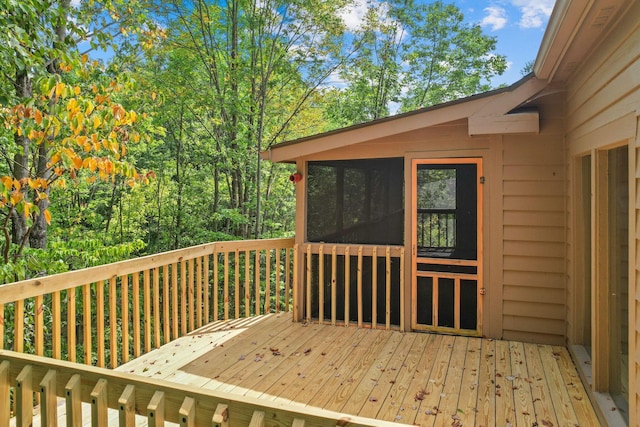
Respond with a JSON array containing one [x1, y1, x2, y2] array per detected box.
[[307, 158, 404, 245]]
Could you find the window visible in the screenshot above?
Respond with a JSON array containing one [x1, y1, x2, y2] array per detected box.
[[307, 158, 404, 245]]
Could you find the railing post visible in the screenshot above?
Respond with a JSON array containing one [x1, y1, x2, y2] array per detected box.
[[16, 365, 33, 427], [179, 396, 196, 427], [249, 410, 265, 427], [147, 391, 165, 427], [91, 378, 108, 426], [119, 384, 136, 427], [65, 374, 82, 427], [39, 369, 57, 427], [212, 403, 229, 427], [0, 361, 9, 427]]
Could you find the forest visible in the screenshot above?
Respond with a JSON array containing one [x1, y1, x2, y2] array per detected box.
[[0, 0, 508, 284]]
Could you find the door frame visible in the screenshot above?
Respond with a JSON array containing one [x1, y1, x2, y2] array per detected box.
[[410, 157, 484, 335]]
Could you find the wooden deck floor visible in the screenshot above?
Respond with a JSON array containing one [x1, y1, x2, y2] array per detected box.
[[118, 313, 600, 427]]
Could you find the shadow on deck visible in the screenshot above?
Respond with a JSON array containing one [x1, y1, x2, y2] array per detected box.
[[118, 313, 600, 427]]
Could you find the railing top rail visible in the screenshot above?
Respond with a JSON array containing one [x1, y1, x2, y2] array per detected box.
[[0, 349, 403, 426], [302, 242, 404, 257], [0, 237, 294, 304]]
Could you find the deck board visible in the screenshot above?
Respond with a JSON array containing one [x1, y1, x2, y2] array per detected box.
[[114, 313, 601, 426]]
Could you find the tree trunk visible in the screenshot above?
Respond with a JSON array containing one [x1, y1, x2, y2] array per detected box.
[[11, 71, 32, 248]]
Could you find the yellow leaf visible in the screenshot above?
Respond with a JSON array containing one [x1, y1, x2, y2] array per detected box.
[[74, 86, 81, 95], [93, 115, 101, 129], [10, 191, 23, 205], [44, 209, 51, 225], [55, 82, 65, 98], [72, 156, 83, 169], [151, 92, 157, 101], [1, 176, 12, 189], [34, 109, 43, 125], [81, 54, 88, 64], [85, 100, 95, 116], [50, 152, 61, 165]]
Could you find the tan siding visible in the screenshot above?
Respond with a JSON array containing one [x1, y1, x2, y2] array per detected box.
[[502, 112, 566, 344], [564, 2, 640, 425]]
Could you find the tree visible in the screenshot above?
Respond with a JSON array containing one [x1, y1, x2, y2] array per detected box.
[[327, 0, 508, 125], [0, 0, 161, 273], [141, 0, 349, 240]]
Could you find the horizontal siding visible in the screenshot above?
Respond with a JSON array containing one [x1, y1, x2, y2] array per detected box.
[[565, 2, 640, 425], [502, 129, 566, 344]]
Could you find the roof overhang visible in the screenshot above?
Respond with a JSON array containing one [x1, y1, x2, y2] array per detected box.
[[534, 0, 634, 82], [264, 76, 547, 163]]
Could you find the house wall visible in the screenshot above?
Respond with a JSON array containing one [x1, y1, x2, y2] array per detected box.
[[563, 1, 640, 425], [501, 93, 567, 346], [298, 104, 568, 345]]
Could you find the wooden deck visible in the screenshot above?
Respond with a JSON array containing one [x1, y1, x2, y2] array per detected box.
[[118, 313, 600, 427]]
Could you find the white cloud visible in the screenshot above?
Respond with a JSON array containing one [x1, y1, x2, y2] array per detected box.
[[338, 0, 370, 32], [511, 0, 554, 29], [70, 0, 81, 7], [480, 6, 508, 31]]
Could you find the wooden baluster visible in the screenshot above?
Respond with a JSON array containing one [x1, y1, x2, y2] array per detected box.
[[291, 245, 298, 318], [204, 254, 210, 323], [110, 276, 118, 368], [212, 253, 219, 322], [212, 403, 229, 427], [52, 292, 61, 359], [454, 277, 461, 331], [331, 246, 337, 326], [91, 379, 108, 426], [265, 248, 271, 314], [291, 420, 305, 427], [0, 304, 4, 351], [65, 374, 82, 427], [39, 370, 57, 427], [0, 361, 9, 427], [181, 259, 187, 334], [68, 287, 77, 362], [96, 281, 105, 367], [188, 259, 195, 331], [371, 247, 378, 329], [249, 410, 265, 427], [385, 246, 391, 330], [318, 245, 324, 324], [433, 276, 439, 327], [179, 396, 196, 427], [254, 250, 260, 316], [306, 245, 312, 322], [275, 248, 281, 313], [196, 257, 203, 327], [357, 246, 363, 328], [234, 250, 240, 319], [244, 250, 251, 318], [344, 247, 351, 327], [132, 272, 141, 358], [224, 251, 229, 320], [82, 284, 92, 364], [35, 294, 44, 356], [15, 299, 24, 352], [154, 267, 161, 348], [121, 275, 130, 364], [400, 248, 405, 331], [147, 391, 165, 427], [118, 384, 136, 427], [143, 269, 151, 353], [285, 247, 291, 313], [16, 365, 33, 427], [172, 263, 179, 339], [163, 264, 170, 344]]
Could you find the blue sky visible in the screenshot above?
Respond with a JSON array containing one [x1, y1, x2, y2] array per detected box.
[[338, 0, 556, 88]]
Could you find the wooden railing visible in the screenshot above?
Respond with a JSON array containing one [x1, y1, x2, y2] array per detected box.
[[298, 243, 405, 331], [0, 238, 294, 369], [0, 350, 403, 426]]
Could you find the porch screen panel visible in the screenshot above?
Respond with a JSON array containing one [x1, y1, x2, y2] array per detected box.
[[307, 158, 404, 245]]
